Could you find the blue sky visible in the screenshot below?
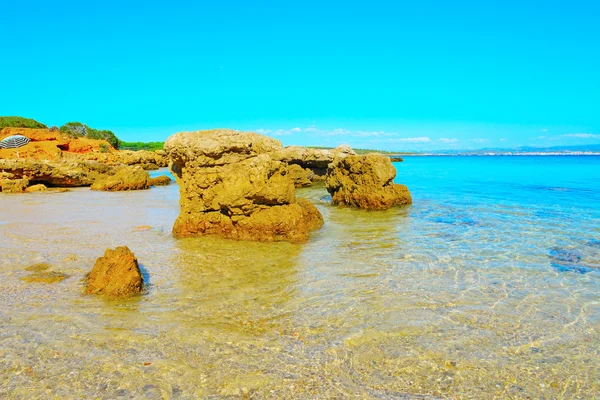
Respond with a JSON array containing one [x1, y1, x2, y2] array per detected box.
[[1, 0, 599, 150]]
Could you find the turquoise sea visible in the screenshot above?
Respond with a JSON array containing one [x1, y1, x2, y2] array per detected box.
[[0, 156, 599, 398]]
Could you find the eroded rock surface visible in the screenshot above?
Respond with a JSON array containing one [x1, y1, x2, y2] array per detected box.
[[90, 166, 150, 191], [149, 175, 171, 186], [1, 178, 29, 193], [165, 129, 323, 242], [0, 158, 113, 187], [273, 144, 355, 170], [87, 246, 144, 297], [0, 159, 151, 191], [286, 164, 313, 188], [325, 154, 412, 210]]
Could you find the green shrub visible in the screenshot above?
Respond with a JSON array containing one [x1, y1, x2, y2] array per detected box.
[[99, 143, 110, 153], [59, 122, 120, 149], [118, 141, 164, 151], [0, 116, 48, 129]]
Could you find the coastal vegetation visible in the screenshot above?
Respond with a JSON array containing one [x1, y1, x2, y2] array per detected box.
[[0, 116, 48, 129], [59, 122, 120, 149], [118, 141, 164, 151]]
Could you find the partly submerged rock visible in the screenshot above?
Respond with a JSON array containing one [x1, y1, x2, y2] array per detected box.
[[22, 262, 68, 283], [87, 246, 144, 297], [25, 183, 47, 193], [548, 246, 600, 273], [165, 129, 323, 242], [21, 271, 69, 284], [325, 154, 412, 210], [90, 166, 150, 191], [25, 262, 51, 272], [149, 175, 171, 186]]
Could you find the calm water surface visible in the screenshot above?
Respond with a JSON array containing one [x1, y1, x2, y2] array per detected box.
[[0, 157, 599, 399]]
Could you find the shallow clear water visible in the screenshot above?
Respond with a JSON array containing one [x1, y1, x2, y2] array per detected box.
[[1, 157, 599, 399]]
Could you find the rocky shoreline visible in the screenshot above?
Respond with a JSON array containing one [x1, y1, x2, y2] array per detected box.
[[2, 127, 413, 294]]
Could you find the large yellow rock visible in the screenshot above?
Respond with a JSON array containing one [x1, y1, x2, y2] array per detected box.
[[325, 154, 412, 210], [166, 129, 323, 242]]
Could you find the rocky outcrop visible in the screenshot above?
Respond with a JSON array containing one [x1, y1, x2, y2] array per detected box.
[[286, 164, 313, 188], [165, 129, 324, 242], [87, 247, 144, 297], [273, 144, 355, 169], [1, 178, 29, 193], [325, 154, 412, 210], [0, 128, 168, 170], [0, 159, 152, 192], [0, 127, 114, 160], [90, 166, 150, 191], [74, 150, 168, 169], [0, 158, 114, 187], [149, 175, 171, 186]]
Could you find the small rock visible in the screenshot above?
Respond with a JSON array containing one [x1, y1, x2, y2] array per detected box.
[[25, 184, 47, 193], [87, 246, 144, 297], [149, 175, 171, 186]]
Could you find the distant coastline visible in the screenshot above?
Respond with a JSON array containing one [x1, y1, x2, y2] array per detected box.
[[402, 152, 600, 156]]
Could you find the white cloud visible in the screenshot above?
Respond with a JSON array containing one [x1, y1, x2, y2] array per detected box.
[[471, 138, 488, 143], [290, 127, 302, 132], [439, 138, 458, 143], [540, 128, 548, 132], [396, 137, 431, 143], [563, 133, 600, 139]]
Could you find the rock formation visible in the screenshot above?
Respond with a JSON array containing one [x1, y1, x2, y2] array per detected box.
[[1, 178, 29, 193], [87, 246, 144, 297], [325, 154, 412, 210], [24, 184, 47, 193], [90, 166, 150, 191], [0, 127, 168, 169], [286, 164, 312, 188], [272, 144, 356, 181], [149, 175, 171, 186], [165, 129, 324, 242], [0, 159, 151, 191], [0, 127, 114, 160], [75, 150, 168, 169], [0, 158, 113, 187]]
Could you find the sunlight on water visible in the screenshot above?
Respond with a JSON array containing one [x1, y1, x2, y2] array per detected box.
[[1, 158, 599, 399]]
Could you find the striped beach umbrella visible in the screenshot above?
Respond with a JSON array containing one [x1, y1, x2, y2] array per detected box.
[[0, 135, 31, 158]]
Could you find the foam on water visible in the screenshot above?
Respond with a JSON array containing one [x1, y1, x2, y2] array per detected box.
[[0, 158, 599, 398]]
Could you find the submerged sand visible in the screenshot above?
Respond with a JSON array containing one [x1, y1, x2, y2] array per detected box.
[[0, 170, 598, 398]]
